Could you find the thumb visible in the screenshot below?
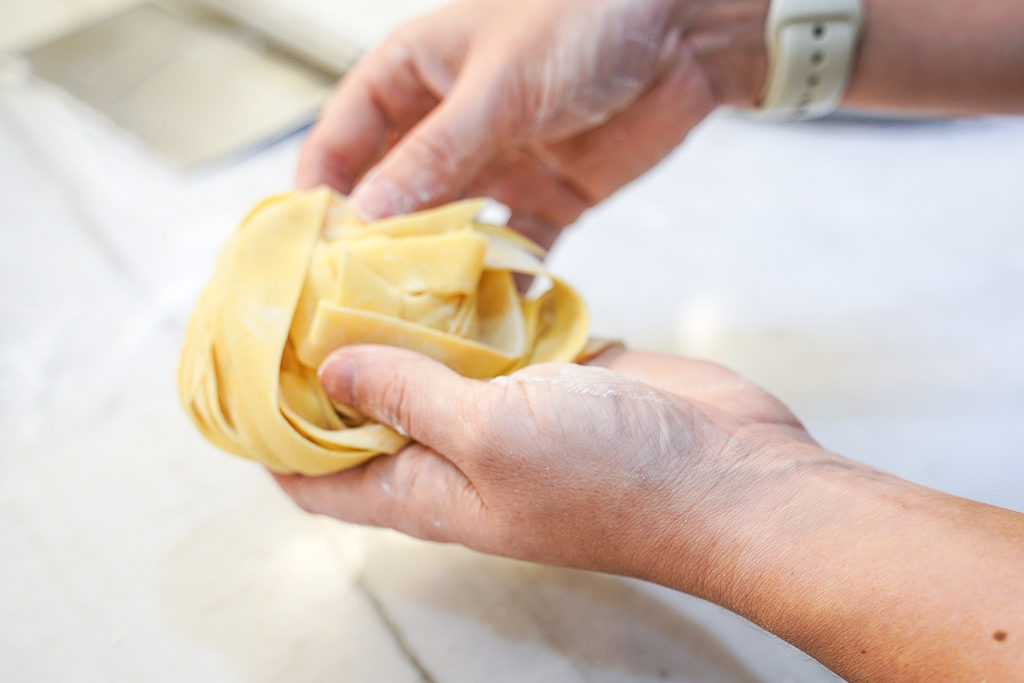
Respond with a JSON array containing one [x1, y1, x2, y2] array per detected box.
[[349, 79, 504, 219], [319, 345, 490, 457]]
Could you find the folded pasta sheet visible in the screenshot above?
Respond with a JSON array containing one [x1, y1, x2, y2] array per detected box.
[[178, 188, 590, 474]]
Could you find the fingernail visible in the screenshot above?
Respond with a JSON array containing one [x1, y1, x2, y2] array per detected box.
[[319, 354, 358, 404], [351, 176, 413, 219]]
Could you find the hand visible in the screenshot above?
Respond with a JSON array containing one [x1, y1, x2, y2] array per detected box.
[[274, 345, 1024, 680], [296, 0, 767, 247], [273, 344, 819, 592]]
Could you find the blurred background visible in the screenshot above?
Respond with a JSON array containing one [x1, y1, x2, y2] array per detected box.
[[2, 1, 1022, 681]]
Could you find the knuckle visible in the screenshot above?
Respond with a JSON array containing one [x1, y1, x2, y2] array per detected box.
[[361, 457, 400, 527], [457, 389, 511, 462], [407, 127, 460, 173], [382, 20, 421, 51], [378, 451, 445, 539], [375, 371, 416, 436], [376, 29, 417, 78]]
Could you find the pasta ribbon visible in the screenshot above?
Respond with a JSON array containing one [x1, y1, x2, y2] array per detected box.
[[178, 188, 592, 474]]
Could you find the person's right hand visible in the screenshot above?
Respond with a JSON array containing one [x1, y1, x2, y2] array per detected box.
[[296, 0, 767, 247]]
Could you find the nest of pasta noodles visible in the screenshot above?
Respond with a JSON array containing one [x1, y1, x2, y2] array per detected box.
[[177, 188, 591, 475]]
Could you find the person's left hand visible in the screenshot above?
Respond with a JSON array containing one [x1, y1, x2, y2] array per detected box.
[[272, 344, 826, 595], [272, 344, 1024, 682]]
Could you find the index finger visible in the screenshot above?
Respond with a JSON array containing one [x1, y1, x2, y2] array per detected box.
[[296, 54, 434, 191], [296, 11, 469, 192], [270, 443, 484, 544]]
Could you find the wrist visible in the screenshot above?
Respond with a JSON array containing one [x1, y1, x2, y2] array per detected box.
[[698, 452, 1024, 681], [628, 424, 829, 598], [673, 0, 771, 107]]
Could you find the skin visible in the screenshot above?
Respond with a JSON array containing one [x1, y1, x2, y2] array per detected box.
[[276, 346, 1024, 680], [295, 0, 771, 247], [282, 0, 1024, 679]]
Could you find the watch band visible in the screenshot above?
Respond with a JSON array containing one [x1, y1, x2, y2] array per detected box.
[[756, 0, 863, 119]]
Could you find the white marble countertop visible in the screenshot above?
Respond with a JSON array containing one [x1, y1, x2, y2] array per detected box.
[[2, 45, 1023, 682]]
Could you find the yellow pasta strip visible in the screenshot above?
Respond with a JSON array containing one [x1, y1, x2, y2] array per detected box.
[[177, 188, 593, 475]]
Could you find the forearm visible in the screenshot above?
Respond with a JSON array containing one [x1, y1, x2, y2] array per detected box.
[[846, 0, 1024, 114], [654, 441, 1024, 680]]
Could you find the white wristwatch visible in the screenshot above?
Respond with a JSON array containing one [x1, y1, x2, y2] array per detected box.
[[756, 0, 864, 119]]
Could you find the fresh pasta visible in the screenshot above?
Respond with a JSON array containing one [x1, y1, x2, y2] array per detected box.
[[177, 188, 592, 474]]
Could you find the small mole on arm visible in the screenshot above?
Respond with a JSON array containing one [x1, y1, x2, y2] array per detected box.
[[993, 630, 1007, 642], [860, 649, 867, 655]]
